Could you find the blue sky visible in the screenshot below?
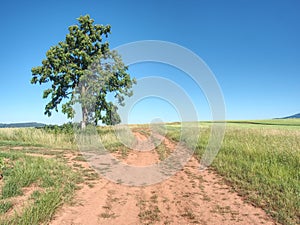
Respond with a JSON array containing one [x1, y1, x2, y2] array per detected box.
[[0, 0, 299, 124]]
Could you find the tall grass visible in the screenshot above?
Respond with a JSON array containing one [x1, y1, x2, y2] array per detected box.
[[0, 125, 134, 151], [0, 128, 75, 149], [165, 122, 300, 225]]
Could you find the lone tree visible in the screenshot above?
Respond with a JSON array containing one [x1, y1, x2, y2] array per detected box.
[[31, 15, 135, 128]]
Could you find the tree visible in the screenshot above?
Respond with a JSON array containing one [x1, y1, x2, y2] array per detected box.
[[31, 15, 135, 128]]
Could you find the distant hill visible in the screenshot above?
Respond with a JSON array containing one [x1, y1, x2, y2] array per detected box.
[[0, 122, 46, 128], [281, 113, 300, 119]]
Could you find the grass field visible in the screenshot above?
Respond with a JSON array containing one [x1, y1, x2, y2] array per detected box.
[[0, 119, 299, 224]]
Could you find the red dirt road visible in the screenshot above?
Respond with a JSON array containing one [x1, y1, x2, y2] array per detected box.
[[50, 132, 275, 225]]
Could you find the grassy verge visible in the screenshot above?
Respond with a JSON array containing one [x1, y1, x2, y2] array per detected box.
[[165, 120, 300, 225], [0, 150, 81, 224]]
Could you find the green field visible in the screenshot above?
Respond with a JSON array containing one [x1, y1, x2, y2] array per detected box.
[[0, 119, 299, 224]]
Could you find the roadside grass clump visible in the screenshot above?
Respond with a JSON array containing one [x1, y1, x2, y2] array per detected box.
[[165, 120, 300, 225], [155, 143, 169, 160], [0, 150, 81, 224]]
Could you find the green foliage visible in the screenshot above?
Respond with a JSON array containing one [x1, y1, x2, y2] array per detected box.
[[78, 49, 135, 126], [31, 15, 135, 127], [39, 122, 77, 135]]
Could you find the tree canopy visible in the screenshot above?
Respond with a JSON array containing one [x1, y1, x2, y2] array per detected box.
[[31, 15, 135, 128]]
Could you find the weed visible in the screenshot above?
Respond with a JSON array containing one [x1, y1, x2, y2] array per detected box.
[[155, 144, 168, 160], [181, 208, 196, 220], [99, 212, 115, 219], [150, 194, 158, 203], [138, 205, 161, 223]]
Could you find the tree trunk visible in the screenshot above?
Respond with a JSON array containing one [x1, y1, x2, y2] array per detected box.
[[81, 85, 87, 130], [81, 106, 87, 129]]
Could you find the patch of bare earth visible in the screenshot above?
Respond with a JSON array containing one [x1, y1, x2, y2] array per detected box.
[[50, 131, 275, 225]]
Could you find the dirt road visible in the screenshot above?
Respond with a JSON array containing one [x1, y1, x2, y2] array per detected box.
[[50, 131, 275, 225]]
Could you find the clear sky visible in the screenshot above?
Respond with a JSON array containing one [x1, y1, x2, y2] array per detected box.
[[0, 0, 299, 124]]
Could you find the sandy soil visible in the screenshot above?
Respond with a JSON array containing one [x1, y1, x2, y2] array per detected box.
[[50, 131, 275, 225]]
